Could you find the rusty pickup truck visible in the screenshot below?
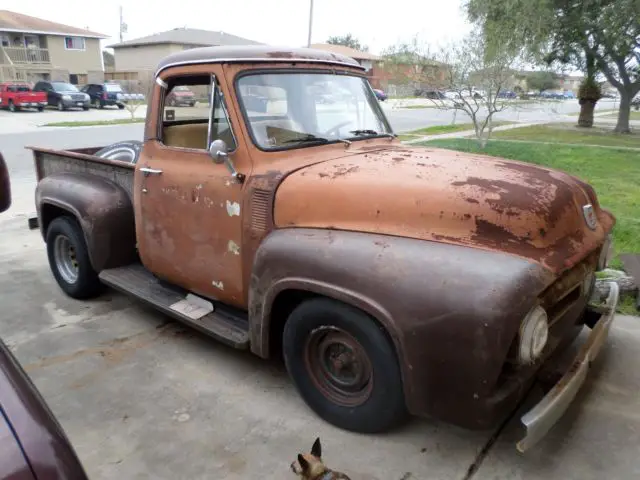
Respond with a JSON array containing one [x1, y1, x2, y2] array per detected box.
[[27, 45, 619, 452]]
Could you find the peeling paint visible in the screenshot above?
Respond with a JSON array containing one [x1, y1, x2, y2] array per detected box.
[[227, 240, 240, 255], [226, 200, 241, 216], [211, 280, 224, 290]]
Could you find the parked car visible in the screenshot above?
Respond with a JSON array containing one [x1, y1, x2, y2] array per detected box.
[[372, 88, 387, 101], [27, 45, 618, 453], [632, 96, 640, 111], [0, 82, 47, 112], [81, 82, 126, 109], [33, 81, 90, 111], [0, 152, 89, 479], [497, 90, 517, 99], [166, 85, 196, 106]]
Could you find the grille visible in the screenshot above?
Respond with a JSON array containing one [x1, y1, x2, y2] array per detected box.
[[72, 94, 85, 101]]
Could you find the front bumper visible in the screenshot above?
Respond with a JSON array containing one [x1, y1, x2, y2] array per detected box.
[[516, 281, 620, 452], [62, 99, 89, 108], [16, 101, 47, 108]]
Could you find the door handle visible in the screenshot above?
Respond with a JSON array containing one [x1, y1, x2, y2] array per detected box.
[[140, 167, 163, 176]]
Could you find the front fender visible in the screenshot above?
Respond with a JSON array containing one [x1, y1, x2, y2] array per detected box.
[[36, 172, 136, 272], [249, 228, 554, 424]]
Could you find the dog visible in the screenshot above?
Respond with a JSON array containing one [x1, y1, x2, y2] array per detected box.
[[290, 438, 351, 479]]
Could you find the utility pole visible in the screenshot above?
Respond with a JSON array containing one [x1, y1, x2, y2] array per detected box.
[[119, 6, 128, 43], [307, 0, 314, 47]]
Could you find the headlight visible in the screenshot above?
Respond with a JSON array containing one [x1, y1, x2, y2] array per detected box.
[[597, 234, 614, 270], [518, 305, 549, 364], [84, 93, 90, 100], [62, 94, 71, 100]]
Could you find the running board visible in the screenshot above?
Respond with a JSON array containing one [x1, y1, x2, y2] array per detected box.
[[99, 264, 249, 349]]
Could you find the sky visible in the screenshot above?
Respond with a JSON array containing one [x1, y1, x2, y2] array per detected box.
[[5, 0, 472, 54]]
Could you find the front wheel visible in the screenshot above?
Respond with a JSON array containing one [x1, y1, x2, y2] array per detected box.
[[8, 101, 18, 112], [46, 216, 102, 299], [57, 101, 65, 111], [283, 298, 408, 433]]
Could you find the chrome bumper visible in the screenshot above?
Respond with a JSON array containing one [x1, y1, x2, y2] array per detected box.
[[516, 281, 620, 453]]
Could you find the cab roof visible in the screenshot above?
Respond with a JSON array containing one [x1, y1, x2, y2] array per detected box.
[[155, 45, 365, 76]]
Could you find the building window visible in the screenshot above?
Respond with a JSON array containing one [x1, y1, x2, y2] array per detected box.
[[64, 37, 85, 50], [1, 35, 9, 47]]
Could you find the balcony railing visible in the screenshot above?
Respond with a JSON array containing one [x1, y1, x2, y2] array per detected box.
[[1, 47, 50, 64]]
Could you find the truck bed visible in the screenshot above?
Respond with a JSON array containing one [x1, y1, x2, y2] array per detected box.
[[29, 146, 135, 203]]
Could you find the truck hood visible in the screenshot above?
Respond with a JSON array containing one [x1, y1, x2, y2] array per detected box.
[[273, 144, 614, 273]]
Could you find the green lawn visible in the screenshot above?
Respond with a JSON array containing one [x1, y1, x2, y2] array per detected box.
[[605, 111, 640, 120], [42, 118, 145, 127], [492, 123, 640, 148], [398, 121, 512, 140], [420, 136, 640, 314]]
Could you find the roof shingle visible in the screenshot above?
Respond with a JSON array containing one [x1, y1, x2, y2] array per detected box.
[[0, 10, 108, 38]]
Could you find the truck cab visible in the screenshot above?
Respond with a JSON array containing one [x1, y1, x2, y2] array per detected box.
[[28, 46, 619, 452]]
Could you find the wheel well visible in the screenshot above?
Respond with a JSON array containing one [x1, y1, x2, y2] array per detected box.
[[267, 289, 400, 364], [268, 289, 318, 359], [40, 204, 75, 237]]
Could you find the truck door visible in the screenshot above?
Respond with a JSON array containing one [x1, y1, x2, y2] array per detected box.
[[134, 66, 251, 308]]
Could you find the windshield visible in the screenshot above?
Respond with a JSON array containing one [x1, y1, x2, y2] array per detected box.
[[174, 86, 191, 92], [52, 82, 79, 92], [105, 83, 123, 92], [236, 72, 392, 149]]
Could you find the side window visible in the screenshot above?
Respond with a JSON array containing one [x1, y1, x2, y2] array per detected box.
[[160, 74, 236, 152]]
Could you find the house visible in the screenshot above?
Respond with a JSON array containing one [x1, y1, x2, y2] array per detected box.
[[0, 10, 108, 84], [107, 28, 263, 76], [373, 52, 448, 93]]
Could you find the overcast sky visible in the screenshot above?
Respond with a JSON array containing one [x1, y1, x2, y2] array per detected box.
[[11, 0, 472, 53]]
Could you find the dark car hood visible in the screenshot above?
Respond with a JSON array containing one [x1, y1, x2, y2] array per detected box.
[[0, 339, 88, 479]]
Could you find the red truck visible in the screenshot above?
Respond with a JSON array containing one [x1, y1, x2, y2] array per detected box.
[[0, 82, 47, 112]]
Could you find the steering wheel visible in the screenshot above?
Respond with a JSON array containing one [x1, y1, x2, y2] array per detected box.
[[324, 120, 352, 137]]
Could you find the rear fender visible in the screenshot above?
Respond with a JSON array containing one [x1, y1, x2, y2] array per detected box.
[[36, 172, 136, 271]]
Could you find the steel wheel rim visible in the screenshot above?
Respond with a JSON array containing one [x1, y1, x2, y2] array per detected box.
[[58, 101, 63, 111], [53, 235, 79, 284], [304, 326, 373, 407]]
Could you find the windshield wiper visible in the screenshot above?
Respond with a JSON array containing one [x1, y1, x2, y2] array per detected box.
[[349, 129, 396, 138], [282, 134, 330, 145]]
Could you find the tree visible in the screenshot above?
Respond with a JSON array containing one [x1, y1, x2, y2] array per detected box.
[[526, 71, 558, 93], [466, 0, 640, 133], [402, 30, 521, 148], [327, 34, 369, 52]]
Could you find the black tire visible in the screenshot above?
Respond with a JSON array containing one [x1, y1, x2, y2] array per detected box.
[[46, 216, 102, 299], [283, 298, 408, 433], [94, 140, 143, 165], [37, 106, 44, 112], [8, 101, 18, 112], [82, 106, 89, 111], [117, 104, 125, 110], [57, 100, 65, 111]]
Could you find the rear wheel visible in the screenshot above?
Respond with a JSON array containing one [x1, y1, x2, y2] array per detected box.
[[283, 298, 408, 433], [46, 216, 102, 299], [8, 101, 18, 112], [37, 106, 44, 112]]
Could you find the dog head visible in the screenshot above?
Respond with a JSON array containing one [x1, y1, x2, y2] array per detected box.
[[290, 438, 328, 479]]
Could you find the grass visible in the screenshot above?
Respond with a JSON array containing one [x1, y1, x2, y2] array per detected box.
[[492, 123, 640, 149], [605, 111, 640, 120], [618, 294, 639, 316], [42, 118, 145, 127], [398, 121, 513, 141], [419, 134, 640, 313]]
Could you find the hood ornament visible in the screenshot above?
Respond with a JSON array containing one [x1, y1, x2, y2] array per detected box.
[[583, 204, 598, 230]]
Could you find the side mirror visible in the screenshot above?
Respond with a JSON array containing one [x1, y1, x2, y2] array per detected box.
[[208, 139, 228, 164], [208, 139, 244, 183]]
